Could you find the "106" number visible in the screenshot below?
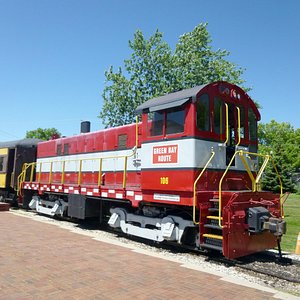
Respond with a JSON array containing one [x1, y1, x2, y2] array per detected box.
[[160, 177, 169, 185]]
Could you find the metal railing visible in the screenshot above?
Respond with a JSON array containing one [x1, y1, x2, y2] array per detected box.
[[218, 150, 283, 227], [17, 162, 36, 196], [192, 149, 215, 224], [224, 103, 229, 144], [17, 117, 139, 194]]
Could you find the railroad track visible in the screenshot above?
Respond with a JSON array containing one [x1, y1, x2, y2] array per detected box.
[[213, 252, 300, 284], [236, 253, 300, 283]]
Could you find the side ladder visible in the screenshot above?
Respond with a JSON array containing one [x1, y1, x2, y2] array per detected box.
[[201, 194, 223, 251]]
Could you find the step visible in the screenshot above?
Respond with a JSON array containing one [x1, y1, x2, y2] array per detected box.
[[208, 207, 219, 212], [208, 218, 221, 226], [204, 237, 223, 248], [209, 198, 220, 202], [200, 243, 223, 252], [202, 233, 223, 240], [207, 216, 223, 220], [204, 224, 222, 230]]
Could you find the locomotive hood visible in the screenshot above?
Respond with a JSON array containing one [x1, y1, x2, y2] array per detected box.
[[135, 81, 260, 121], [135, 84, 207, 114]]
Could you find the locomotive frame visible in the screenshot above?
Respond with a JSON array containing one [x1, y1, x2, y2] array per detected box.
[[4, 81, 287, 259]]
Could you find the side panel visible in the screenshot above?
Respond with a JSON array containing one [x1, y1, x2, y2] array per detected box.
[[141, 138, 253, 192], [0, 148, 8, 188], [68, 194, 100, 219], [0, 174, 6, 188], [68, 194, 86, 219], [36, 148, 142, 188], [14, 146, 38, 186]]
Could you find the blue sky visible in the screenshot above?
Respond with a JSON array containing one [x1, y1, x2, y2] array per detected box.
[[0, 0, 299, 141]]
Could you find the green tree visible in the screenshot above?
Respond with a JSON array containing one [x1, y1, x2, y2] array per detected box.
[[99, 23, 246, 128], [258, 120, 300, 193], [26, 128, 61, 141]]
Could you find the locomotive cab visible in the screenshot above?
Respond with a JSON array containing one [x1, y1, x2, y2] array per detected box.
[[137, 81, 260, 201], [136, 81, 286, 258]]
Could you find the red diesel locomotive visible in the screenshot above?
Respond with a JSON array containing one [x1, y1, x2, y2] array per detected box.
[[19, 81, 286, 259]]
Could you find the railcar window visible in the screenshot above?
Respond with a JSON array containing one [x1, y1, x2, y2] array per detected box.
[[148, 111, 164, 136], [214, 97, 224, 135], [248, 108, 257, 141], [197, 94, 210, 131], [57, 144, 62, 156], [166, 107, 185, 134], [118, 134, 127, 149], [64, 144, 69, 155], [0, 157, 3, 172]]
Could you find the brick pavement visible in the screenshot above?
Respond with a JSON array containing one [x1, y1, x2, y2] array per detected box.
[[0, 212, 288, 300]]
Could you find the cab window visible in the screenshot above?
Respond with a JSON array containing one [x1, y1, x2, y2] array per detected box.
[[197, 94, 210, 131], [214, 97, 224, 135], [248, 108, 257, 141], [148, 107, 185, 137], [148, 111, 164, 136], [166, 107, 185, 135]]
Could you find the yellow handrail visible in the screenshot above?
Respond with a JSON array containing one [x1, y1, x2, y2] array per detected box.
[[19, 116, 139, 192], [218, 151, 240, 227], [61, 161, 66, 184], [236, 107, 241, 147], [218, 150, 284, 227], [123, 156, 128, 188], [98, 158, 103, 186], [49, 162, 53, 184], [224, 103, 229, 144], [193, 149, 215, 224], [16, 162, 36, 196], [38, 162, 42, 183], [78, 160, 83, 185], [270, 158, 284, 216], [238, 152, 256, 191]]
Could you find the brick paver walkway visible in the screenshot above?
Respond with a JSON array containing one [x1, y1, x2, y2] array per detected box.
[[0, 212, 283, 299]]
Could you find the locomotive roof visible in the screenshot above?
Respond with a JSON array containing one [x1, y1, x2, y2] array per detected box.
[[135, 84, 207, 114], [0, 138, 42, 149]]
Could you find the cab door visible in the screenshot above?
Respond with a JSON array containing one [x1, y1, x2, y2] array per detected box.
[[225, 103, 237, 166], [213, 98, 239, 167]]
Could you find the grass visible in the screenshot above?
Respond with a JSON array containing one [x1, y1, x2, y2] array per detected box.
[[281, 193, 300, 253]]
